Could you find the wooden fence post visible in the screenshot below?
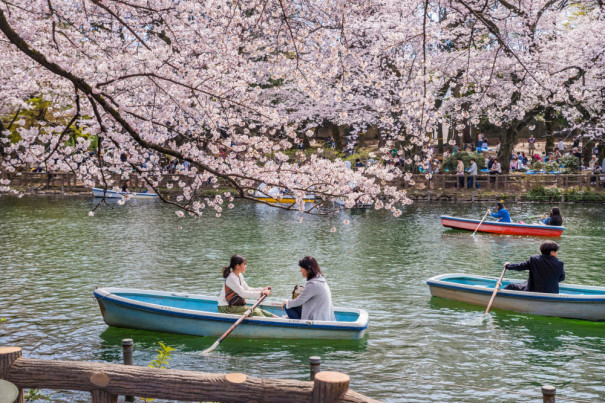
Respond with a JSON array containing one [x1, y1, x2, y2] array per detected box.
[[311, 371, 349, 403], [541, 385, 556, 403], [90, 372, 117, 403], [0, 347, 24, 403], [91, 389, 118, 403], [309, 356, 321, 381], [122, 339, 134, 402]]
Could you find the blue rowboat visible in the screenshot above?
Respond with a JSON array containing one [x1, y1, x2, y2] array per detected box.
[[426, 273, 605, 321], [93, 288, 369, 339], [92, 187, 159, 199]]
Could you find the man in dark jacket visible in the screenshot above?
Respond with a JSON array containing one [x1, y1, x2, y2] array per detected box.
[[503, 241, 565, 293]]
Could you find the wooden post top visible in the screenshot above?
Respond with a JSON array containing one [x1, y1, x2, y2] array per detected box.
[[0, 347, 22, 355], [314, 372, 350, 384], [541, 385, 556, 395], [225, 373, 247, 384]]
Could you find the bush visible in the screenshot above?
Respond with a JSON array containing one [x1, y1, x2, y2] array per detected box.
[[544, 161, 560, 172], [564, 188, 605, 202], [560, 155, 580, 173], [526, 186, 563, 201], [441, 151, 485, 172], [530, 161, 559, 172]]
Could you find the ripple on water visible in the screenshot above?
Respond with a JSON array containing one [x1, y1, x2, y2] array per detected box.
[[1, 197, 604, 402]]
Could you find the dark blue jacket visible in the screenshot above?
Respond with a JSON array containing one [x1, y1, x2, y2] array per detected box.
[[491, 208, 511, 223], [507, 255, 565, 293]]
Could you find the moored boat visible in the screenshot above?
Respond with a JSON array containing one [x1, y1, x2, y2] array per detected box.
[[92, 187, 159, 199], [426, 273, 605, 321], [440, 215, 564, 236], [93, 287, 369, 339], [253, 183, 315, 204]]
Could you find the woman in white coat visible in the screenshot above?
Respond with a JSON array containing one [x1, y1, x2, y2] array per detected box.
[[281, 256, 335, 321], [218, 254, 277, 317]]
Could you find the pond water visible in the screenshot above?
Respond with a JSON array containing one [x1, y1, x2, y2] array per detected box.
[[1, 196, 604, 402]]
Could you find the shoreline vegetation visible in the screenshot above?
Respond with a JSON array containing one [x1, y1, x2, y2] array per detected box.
[[5, 173, 605, 203]]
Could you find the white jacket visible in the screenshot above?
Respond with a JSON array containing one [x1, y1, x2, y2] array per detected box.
[[218, 273, 263, 306], [286, 275, 335, 321]]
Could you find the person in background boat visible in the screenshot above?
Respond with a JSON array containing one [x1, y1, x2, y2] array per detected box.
[[281, 256, 335, 321], [121, 180, 130, 192], [218, 254, 278, 318], [503, 241, 565, 293], [488, 201, 511, 223], [541, 207, 563, 226]]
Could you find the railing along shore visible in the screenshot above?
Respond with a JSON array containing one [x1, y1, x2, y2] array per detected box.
[[0, 346, 377, 403], [1, 171, 604, 197]]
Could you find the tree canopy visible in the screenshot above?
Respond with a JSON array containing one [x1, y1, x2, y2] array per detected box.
[[1, 1, 603, 214]]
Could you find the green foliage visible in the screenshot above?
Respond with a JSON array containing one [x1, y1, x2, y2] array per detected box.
[[441, 151, 485, 171], [560, 155, 580, 173], [149, 342, 175, 369], [25, 389, 51, 401], [564, 188, 605, 202], [526, 186, 605, 202], [142, 342, 175, 403], [530, 161, 559, 172], [526, 186, 563, 201]]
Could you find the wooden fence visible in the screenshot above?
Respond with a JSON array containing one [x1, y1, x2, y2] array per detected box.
[[2, 171, 605, 196], [400, 173, 605, 193], [0, 347, 377, 403]]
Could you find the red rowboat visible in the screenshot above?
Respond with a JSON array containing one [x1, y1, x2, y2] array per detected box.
[[440, 215, 565, 237]]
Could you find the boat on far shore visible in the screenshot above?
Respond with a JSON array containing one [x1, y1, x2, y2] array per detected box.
[[440, 215, 564, 237], [92, 187, 159, 199], [253, 183, 315, 204], [426, 273, 605, 321]]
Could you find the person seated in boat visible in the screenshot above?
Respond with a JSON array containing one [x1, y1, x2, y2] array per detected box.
[[218, 254, 278, 318], [541, 207, 563, 226], [121, 180, 130, 192], [488, 201, 511, 223], [503, 241, 565, 293], [281, 256, 335, 321]]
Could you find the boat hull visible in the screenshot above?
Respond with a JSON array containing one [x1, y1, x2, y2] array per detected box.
[[440, 215, 564, 236], [426, 273, 605, 321], [254, 196, 315, 204], [92, 188, 159, 199], [93, 288, 368, 339]]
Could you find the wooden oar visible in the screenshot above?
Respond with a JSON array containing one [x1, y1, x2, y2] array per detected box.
[[482, 264, 507, 320], [472, 209, 491, 236], [201, 294, 267, 355]]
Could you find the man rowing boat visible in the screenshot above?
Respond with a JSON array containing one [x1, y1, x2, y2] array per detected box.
[[503, 241, 565, 293]]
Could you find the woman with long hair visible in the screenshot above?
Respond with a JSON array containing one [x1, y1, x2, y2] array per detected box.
[[218, 254, 277, 317], [281, 256, 335, 321], [542, 207, 563, 226]]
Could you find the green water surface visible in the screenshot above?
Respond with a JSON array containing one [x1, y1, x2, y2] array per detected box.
[[0, 196, 604, 402]]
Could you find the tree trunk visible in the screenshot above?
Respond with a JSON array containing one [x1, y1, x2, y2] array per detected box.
[[437, 124, 444, 155], [583, 139, 594, 166], [498, 126, 517, 173]]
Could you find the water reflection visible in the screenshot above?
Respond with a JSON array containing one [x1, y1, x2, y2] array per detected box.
[[1, 196, 604, 402]]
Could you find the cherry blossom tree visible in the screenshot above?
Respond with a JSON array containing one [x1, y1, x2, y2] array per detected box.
[[0, 0, 603, 215]]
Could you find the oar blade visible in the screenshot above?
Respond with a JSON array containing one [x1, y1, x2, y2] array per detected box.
[[200, 340, 220, 356]]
